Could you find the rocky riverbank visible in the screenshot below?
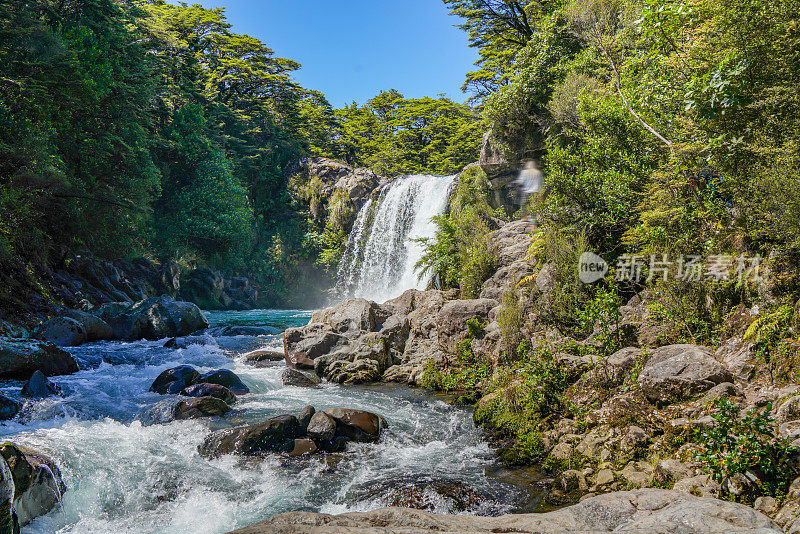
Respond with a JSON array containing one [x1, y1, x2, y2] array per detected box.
[[231, 488, 780, 533]]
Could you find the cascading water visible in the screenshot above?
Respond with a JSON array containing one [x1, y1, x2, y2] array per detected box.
[[335, 174, 456, 303]]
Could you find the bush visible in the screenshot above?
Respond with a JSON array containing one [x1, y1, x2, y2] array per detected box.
[[695, 396, 798, 498], [497, 289, 525, 356]]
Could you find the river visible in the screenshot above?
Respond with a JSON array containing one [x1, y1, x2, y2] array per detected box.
[[1, 309, 543, 533]]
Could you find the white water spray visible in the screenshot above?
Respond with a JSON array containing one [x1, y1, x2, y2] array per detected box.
[[334, 174, 456, 303]]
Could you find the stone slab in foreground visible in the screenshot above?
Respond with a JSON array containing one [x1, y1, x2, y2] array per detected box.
[[228, 489, 780, 533]]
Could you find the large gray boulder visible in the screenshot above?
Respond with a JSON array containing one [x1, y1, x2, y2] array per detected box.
[[638, 344, 733, 405], [0, 339, 79, 379], [284, 324, 343, 362], [230, 488, 780, 533], [103, 295, 208, 341], [310, 298, 388, 335]]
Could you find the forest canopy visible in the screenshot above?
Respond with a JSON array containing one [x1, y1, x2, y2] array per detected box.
[[0, 0, 482, 304]]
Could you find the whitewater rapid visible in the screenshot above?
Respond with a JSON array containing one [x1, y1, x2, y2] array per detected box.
[[335, 174, 455, 303], [0, 310, 534, 534]]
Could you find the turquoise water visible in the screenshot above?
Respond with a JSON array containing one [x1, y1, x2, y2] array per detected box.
[[0, 310, 538, 533]]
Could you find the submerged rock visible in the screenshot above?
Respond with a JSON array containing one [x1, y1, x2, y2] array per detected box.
[[241, 349, 285, 367], [198, 415, 302, 458], [282, 368, 321, 388], [149, 365, 201, 395], [0, 339, 78, 379], [20, 371, 61, 399], [198, 370, 249, 395], [234, 488, 781, 533], [150, 366, 249, 396], [0, 395, 21, 421], [136, 397, 231, 426], [181, 383, 236, 405]]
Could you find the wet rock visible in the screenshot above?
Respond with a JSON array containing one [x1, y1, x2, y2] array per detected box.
[[34, 316, 87, 347], [102, 295, 208, 341], [638, 344, 733, 405], [174, 397, 231, 420], [0, 395, 21, 421], [297, 405, 315, 432], [306, 411, 337, 443], [324, 408, 385, 443], [198, 369, 249, 395], [0, 339, 78, 379], [149, 365, 201, 395], [181, 383, 236, 405], [287, 438, 317, 457], [20, 370, 61, 398], [209, 326, 278, 337], [236, 488, 781, 533], [0, 443, 66, 527], [241, 349, 285, 367], [62, 309, 114, 341], [282, 368, 321, 388], [198, 415, 302, 458], [136, 397, 231, 425], [355, 476, 483, 513]]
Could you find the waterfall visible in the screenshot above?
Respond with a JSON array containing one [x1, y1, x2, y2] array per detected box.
[[335, 173, 456, 303]]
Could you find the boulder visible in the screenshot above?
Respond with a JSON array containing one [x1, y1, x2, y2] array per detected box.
[[174, 397, 232, 420], [34, 316, 87, 347], [181, 383, 237, 405], [233, 488, 781, 533], [777, 395, 800, 425], [20, 370, 61, 398], [435, 299, 497, 355], [284, 324, 343, 361], [62, 309, 114, 341], [149, 365, 202, 395], [241, 349, 285, 367], [0, 395, 21, 421], [310, 298, 386, 335], [198, 369, 249, 395], [282, 368, 321, 388], [0, 339, 78, 379], [324, 408, 385, 443], [198, 415, 301, 458], [638, 344, 733, 404], [0, 443, 66, 527], [136, 397, 231, 426], [306, 411, 337, 442], [103, 296, 208, 341]]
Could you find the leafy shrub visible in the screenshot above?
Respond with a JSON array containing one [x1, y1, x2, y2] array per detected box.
[[498, 289, 525, 356], [578, 286, 622, 356], [695, 396, 798, 498]]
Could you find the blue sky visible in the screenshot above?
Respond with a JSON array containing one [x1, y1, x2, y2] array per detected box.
[[195, 0, 479, 107]]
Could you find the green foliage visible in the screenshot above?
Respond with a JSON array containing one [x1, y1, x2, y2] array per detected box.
[[330, 90, 482, 176], [497, 289, 525, 355], [578, 286, 622, 356], [695, 396, 799, 498]]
